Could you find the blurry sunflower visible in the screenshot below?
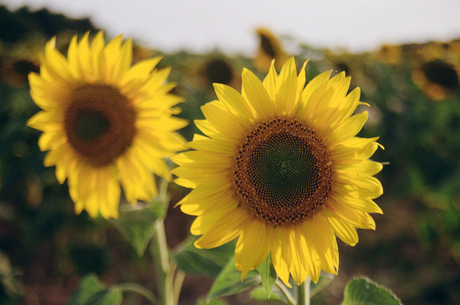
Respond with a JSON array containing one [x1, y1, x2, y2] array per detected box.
[[27, 32, 187, 219], [412, 59, 460, 101], [172, 58, 383, 285], [253, 28, 289, 72], [374, 44, 402, 65]]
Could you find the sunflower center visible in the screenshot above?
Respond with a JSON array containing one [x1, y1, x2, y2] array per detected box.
[[64, 84, 136, 167], [232, 117, 334, 227]]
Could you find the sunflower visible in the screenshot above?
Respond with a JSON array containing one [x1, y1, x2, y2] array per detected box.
[[412, 59, 460, 101], [253, 28, 289, 72], [27, 32, 187, 219], [172, 58, 383, 286]]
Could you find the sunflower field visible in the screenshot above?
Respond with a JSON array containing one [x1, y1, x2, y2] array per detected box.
[[1, 5, 460, 305]]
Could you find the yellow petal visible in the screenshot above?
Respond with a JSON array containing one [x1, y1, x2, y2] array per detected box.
[[262, 60, 278, 100], [328, 198, 376, 230], [323, 209, 359, 246], [194, 210, 249, 248], [241, 68, 274, 118], [271, 228, 291, 287], [213, 83, 254, 122], [235, 221, 272, 281]]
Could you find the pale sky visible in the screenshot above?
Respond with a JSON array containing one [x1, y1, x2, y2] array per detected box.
[[2, 0, 460, 55]]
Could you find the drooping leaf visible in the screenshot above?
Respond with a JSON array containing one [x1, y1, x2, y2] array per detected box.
[[110, 199, 166, 257], [207, 256, 261, 301], [173, 237, 235, 277], [67, 273, 124, 305], [256, 254, 277, 297], [67, 274, 106, 305], [341, 277, 402, 305]]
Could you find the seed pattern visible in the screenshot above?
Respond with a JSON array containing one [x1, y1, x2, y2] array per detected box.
[[231, 117, 334, 227], [64, 84, 137, 167]]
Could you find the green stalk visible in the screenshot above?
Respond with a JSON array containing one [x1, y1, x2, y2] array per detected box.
[[274, 279, 296, 305], [150, 178, 175, 305], [151, 219, 175, 305], [297, 277, 311, 305]]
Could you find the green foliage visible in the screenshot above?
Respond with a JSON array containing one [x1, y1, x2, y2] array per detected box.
[[2, 4, 460, 305], [110, 199, 167, 257], [310, 272, 335, 298], [207, 257, 261, 301], [256, 254, 277, 297], [341, 277, 402, 305], [67, 274, 122, 305], [0, 5, 97, 44], [251, 287, 283, 303], [173, 238, 235, 277]]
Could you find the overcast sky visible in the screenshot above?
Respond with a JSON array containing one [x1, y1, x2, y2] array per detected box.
[[3, 0, 460, 55]]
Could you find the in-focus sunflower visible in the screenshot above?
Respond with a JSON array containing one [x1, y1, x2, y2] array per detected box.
[[172, 58, 383, 285], [28, 32, 187, 219]]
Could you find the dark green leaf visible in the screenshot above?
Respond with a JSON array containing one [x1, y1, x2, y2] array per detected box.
[[341, 277, 402, 305], [110, 199, 166, 257], [256, 254, 277, 297], [173, 237, 235, 277], [207, 256, 261, 300], [67, 274, 106, 305]]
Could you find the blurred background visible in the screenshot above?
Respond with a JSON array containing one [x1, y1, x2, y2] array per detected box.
[[1, 1, 460, 304]]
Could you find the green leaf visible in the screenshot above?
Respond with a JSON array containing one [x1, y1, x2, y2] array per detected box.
[[67, 274, 106, 305], [173, 237, 235, 277], [256, 254, 277, 297], [110, 199, 166, 257], [84, 290, 122, 305], [207, 256, 261, 301], [67, 274, 123, 305], [341, 277, 403, 305], [310, 272, 335, 298], [251, 287, 283, 303]]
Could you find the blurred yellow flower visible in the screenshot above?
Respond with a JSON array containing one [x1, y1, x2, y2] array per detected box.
[[253, 28, 289, 72], [412, 60, 460, 101], [27, 32, 187, 218], [374, 44, 402, 65], [173, 58, 383, 285]]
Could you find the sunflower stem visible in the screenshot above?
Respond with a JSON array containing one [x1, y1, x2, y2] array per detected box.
[[151, 219, 175, 305], [274, 279, 296, 305], [297, 277, 311, 305], [150, 178, 176, 305]]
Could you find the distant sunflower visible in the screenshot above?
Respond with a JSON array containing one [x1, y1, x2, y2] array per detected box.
[[374, 44, 402, 65], [172, 58, 383, 285], [253, 28, 289, 72], [28, 32, 187, 218], [412, 59, 460, 101]]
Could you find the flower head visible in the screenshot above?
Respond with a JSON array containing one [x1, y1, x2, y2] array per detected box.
[[253, 28, 289, 72], [412, 59, 460, 101], [173, 58, 383, 285], [28, 32, 187, 218]]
